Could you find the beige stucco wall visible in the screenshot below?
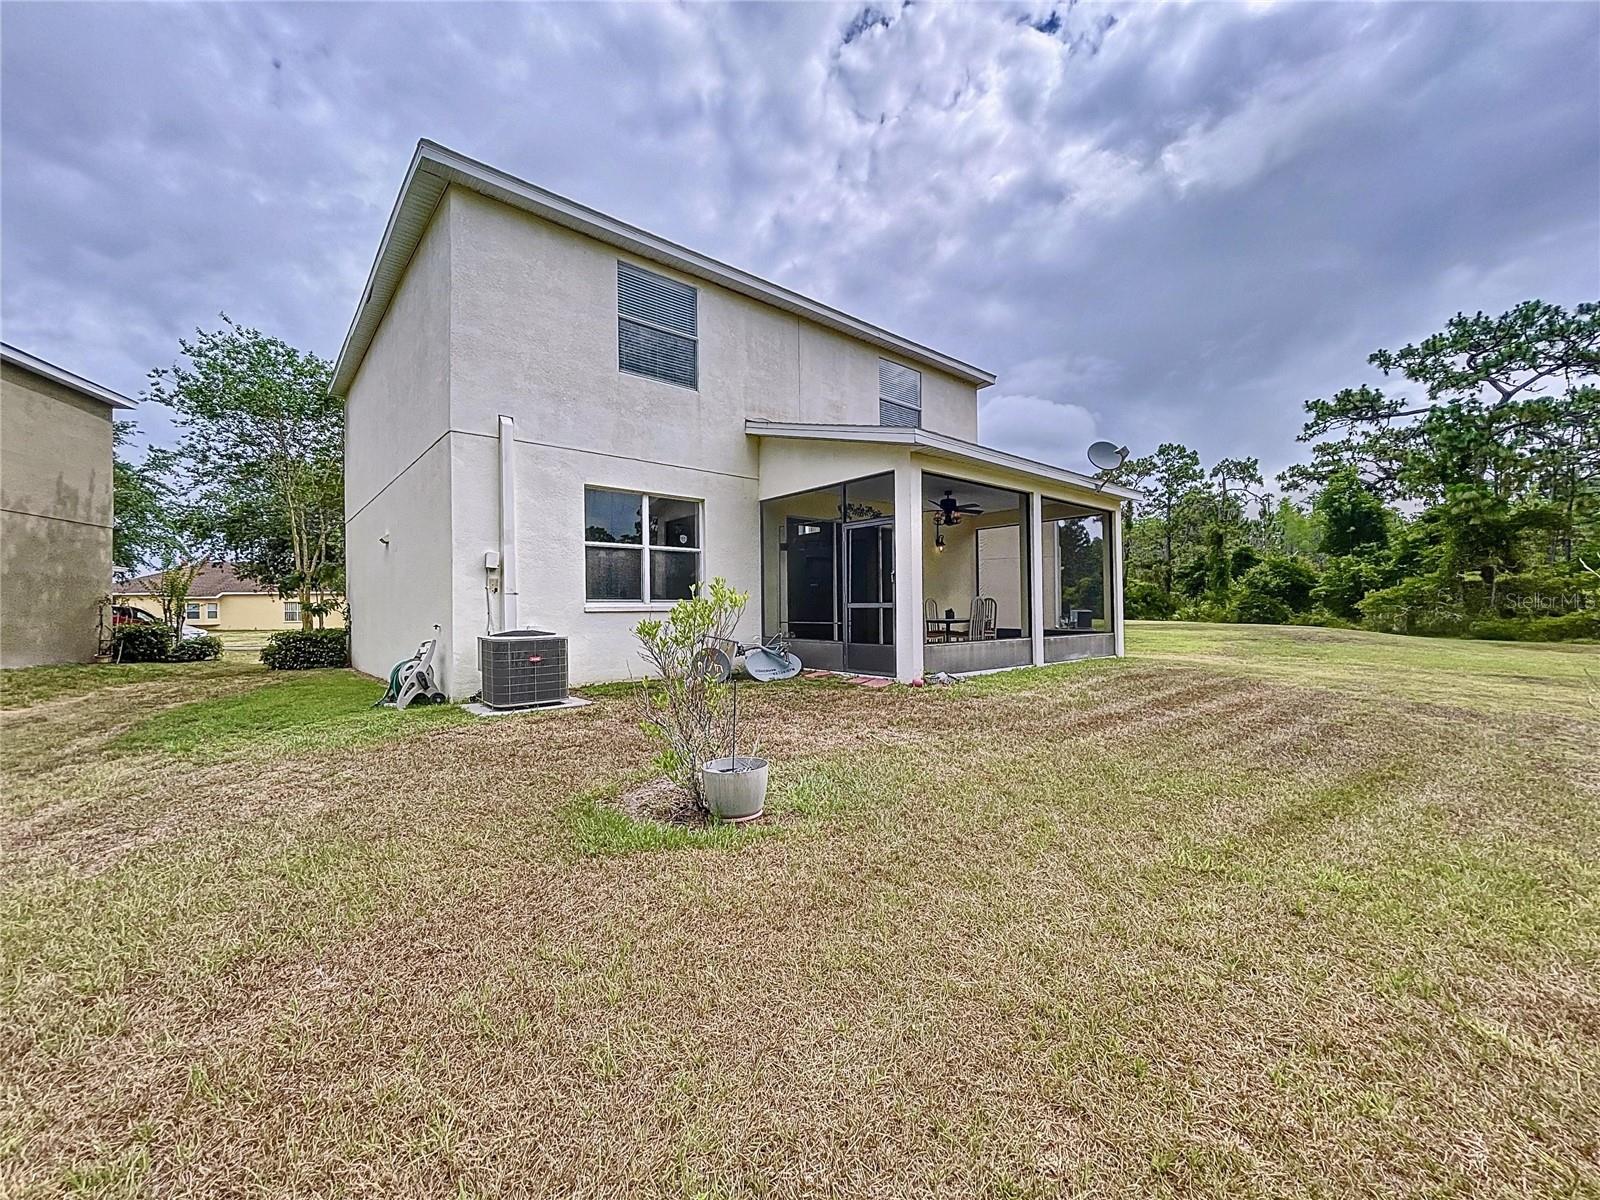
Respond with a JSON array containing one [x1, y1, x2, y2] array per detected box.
[[1, 362, 115, 666], [344, 192, 457, 688], [347, 184, 987, 694]]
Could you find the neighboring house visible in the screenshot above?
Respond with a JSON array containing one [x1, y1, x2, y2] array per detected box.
[[335, 141, 1138, 697], [115, 562, 346, 631], [1, 344, 133, 667]]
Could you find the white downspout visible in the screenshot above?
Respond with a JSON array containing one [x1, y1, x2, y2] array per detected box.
[[498, 414, 521, 631]]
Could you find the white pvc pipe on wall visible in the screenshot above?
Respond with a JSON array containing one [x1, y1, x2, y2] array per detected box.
[[498, 414, 521, 631]]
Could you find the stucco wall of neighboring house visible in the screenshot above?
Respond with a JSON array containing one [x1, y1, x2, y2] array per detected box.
[[343, 194, 457, 688], [117, 591, 347, 630], [0, 362, 115, 666]]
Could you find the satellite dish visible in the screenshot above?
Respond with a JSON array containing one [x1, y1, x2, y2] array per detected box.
[[1087, 440, 1129, 472]]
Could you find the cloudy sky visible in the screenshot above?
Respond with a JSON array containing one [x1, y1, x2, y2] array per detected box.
[[3, 1, 1596, 480]]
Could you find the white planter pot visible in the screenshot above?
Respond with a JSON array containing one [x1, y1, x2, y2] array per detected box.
[[700, 756, 769, 823]]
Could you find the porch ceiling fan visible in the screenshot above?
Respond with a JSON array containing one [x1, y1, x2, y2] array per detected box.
[[928, 489, 984, 526]]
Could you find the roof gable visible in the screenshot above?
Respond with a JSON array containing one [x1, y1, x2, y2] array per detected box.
[[1, 344, 134, 409], [331, 141, 996, 396]]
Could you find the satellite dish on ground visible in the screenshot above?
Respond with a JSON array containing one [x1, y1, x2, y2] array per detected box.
[[1087, 440, 1129, 472]]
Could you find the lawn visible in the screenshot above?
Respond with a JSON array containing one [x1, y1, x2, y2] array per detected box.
[[1, 625, 1596, 1197]]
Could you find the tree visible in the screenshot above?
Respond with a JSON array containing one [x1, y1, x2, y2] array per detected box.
[[1312, 468, 1391, 557], [111, 425, 165, 576], [1108, 443, 1204, 595], [1284, 301, 1599, 518], [147, 317, 342, 632], [128, 447, 215, 643]]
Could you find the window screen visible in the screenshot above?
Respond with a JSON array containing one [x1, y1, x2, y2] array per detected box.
[[879, 359, 921, 427], [618, 262, 697, 388]]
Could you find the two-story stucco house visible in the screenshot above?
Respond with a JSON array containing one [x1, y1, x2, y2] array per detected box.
[[1, 344, 133, 668], [335, 142, 1137, 697]]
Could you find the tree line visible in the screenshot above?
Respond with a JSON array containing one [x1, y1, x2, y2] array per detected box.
[[113, 318, 344, 641], [1099, 300, 1599, 640]]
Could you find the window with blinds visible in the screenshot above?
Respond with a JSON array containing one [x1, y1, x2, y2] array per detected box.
[[878, 359, 922, 427], [618, 261, 698, 389]]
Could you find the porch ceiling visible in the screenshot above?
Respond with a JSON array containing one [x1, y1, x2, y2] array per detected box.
[[745, 420, 1142, 504]]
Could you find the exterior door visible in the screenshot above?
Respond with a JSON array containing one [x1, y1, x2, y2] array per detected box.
[[844, 520, 895, 675], [785, 517, 839, 641]]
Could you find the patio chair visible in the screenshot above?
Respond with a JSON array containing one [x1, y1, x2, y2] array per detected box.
[[924, 597, 945, 643], [966, 598, 992, 643], [966, 595, 999, 641]]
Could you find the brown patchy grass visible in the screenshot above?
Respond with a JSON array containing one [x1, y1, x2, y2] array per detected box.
[[2, 627, 1597, 1197]]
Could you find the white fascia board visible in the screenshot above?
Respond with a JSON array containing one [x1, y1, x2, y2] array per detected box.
[[332, 140, 997, 396], [0, 344, 134, 409], [744, 420, 1144, 504]]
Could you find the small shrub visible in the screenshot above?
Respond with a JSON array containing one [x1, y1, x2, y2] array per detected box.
[[111, 624, 174, 662], [261, 628, 349, 670], [633, 578, 747, 808], [168, 634, 223, 662]]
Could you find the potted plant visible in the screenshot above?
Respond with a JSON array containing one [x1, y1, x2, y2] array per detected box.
[[697, 655, 768, 823], [634, 579, 768, 822]]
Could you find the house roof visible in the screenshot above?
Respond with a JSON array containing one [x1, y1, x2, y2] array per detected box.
[[0, 343, 134, 409], [744, 420, 1144, 504], [115, 562, 277, 598], [331, 140, 997, 397]]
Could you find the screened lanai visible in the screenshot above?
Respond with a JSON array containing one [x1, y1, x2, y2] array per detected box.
[[749, 421, 1134, 681]]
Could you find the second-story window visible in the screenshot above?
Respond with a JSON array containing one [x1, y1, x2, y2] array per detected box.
[[879, 359, 921, 427], [618, 261, 698, 389]]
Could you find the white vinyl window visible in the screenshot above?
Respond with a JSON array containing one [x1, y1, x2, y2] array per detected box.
[[879, 359, 922, 427], [584, 487, 702, 605], [617, 261, 698, 389], [207, 603, 219, 621], [283, 601, 300, 623], [185, 602, 201, 620]]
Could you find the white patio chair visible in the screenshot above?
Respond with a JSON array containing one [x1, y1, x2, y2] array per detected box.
[[972, 595, 998, 641]]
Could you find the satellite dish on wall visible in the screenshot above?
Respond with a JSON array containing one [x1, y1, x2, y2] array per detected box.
[[1087, 441, 1129, 472]]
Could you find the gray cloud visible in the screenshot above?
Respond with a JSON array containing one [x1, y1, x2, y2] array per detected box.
[[3, 1, 1596, 478]]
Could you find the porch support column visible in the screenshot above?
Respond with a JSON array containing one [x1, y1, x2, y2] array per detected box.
[[893, 458, 924, 683], [1112, 500, 1126, 657], [1028, 490, 1046, 667]]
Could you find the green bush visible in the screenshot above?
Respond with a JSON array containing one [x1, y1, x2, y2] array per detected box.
[[1359, 577, 1468, 636], [1314, 555, 1383, 620], [1237, 556, 1319, 614], [1463, 612, 1600, 642], [1125, 579, 1179, 619], [261, 628, 349, 670], [1287, 609, 1358, 630], [111, 624, 174, 662], [1175, 599, 1234, 623], [1232, 592, 1291, 625], [168, 634, 223, 662]]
